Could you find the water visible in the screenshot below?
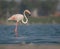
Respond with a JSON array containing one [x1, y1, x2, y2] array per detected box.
[[0, 24, 60, 44]]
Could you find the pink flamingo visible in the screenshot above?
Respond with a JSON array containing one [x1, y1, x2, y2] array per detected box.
[[8, 10, 31, 37]]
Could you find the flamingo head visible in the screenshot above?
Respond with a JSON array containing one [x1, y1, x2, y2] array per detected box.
[[25, 10, 31, 15]]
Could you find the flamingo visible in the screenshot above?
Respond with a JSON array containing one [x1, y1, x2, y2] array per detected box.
[[8, 10, 31, 37]]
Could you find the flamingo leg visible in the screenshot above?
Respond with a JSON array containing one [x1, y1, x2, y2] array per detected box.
[[15, 22, 18, 37]]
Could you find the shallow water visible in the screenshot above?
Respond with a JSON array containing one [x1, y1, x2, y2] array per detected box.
[[0, 24, 60, 44]]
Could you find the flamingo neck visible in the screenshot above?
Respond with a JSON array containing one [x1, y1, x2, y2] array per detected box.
[[22, 11, 28, 24]]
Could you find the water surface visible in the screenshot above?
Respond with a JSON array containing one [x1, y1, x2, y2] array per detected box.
[[0, 24, 60, 44]]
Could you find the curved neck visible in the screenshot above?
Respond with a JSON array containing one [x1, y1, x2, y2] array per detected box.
[[24, 11, 26, 18], [22, 11, 28, 24]]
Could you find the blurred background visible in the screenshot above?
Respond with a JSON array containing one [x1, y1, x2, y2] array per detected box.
[[0, 0, 60, 47], [0, 0, 60, 24]]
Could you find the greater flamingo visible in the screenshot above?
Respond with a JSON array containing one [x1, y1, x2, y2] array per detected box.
[[8, 10, 31, 37]]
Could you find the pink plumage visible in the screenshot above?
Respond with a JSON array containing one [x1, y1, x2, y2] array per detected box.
[[8, 10, 31, 37]]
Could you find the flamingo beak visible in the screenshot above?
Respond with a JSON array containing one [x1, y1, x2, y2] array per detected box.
[[25, 10, 31, 15], [27, 11, 31, 15], [27, 11, 31, 16]]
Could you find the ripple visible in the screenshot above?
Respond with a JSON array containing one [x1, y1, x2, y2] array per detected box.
[[0, 24, 60, 44]]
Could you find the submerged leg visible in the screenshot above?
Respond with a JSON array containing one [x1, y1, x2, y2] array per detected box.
[[15, 22, 18, 37]]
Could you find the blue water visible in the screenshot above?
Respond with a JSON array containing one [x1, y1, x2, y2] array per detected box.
[[0, 24, 60, 44]]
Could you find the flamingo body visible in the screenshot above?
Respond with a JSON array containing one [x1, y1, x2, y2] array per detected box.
[[8, 14, 24, 22], [8, 10, 31, 37]]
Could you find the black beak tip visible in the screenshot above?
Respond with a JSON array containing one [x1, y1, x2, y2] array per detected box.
[[29, 14, 31, 16]]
